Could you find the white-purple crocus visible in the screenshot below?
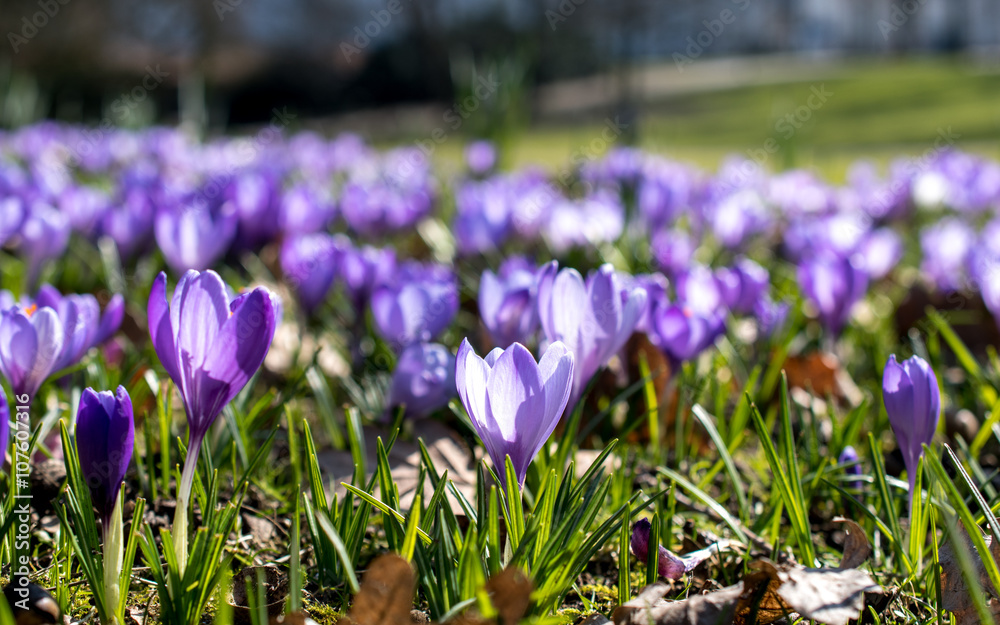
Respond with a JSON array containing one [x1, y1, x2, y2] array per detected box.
[[537, 263, 646, 410], [455, 339, 574, 488], [0, 304, 64, 400], [883, 354, 940, 514], [371, 263, 458, 352], [148, 269, 278, 569]]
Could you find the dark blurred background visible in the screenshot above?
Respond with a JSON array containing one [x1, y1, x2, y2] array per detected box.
[[2, 0, 999, 167]]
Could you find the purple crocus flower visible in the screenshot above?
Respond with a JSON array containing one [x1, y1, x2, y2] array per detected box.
[[455, 339, 574, 488], [478, 258, 550, 348], [230, 170, 279, 250], [148, 270, 278, 446], [0, 305, 64, 400], [465, 140, 498, 175], [857, 228, 903, 281], [371, 263, 458, 351], [35, 285, 125, 370], [279, 180, 336, 236], [839, 445, 863, 493], [149, 269, 278, 563], [797, 253, 868, 336], [154, 202, 238, 273], [537, 264, 646, 409], [76, 386, 133, 526], [629, 518, 686, 579], [454, 178, 512, 255], [920, 218, 973, 292], [716, 258, 769, 315], [20, 204, 71, 288], [651, 305, 726, 371], [754, 297, 790, 339], [0, 197, 25, 247], [280, 233, 340, 316], [338, 242, 397, 315], [883, 355, 939, 513], [651, 229, 696, 276], [386, 342, 456, 418]]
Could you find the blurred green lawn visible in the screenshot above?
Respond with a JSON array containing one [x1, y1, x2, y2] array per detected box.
[[435, 57, 1000, 182]]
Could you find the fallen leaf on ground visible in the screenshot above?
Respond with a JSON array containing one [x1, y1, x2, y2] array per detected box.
[[939, 524, 1000, 625], [833, 517, 871, 569], [485, 568, 532, 625], [343, 554, 416, 625], [612, 558, 881, 625]]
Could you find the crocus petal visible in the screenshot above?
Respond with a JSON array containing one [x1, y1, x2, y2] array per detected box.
[[95, 294, 125, 345], [26, 307, 63, 397], [148, 272, 180, 383], [198, 288, 276, 432]]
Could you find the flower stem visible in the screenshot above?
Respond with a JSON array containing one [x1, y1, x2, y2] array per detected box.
[[102, 489, 124, 625], [172, 433, 203, 576]]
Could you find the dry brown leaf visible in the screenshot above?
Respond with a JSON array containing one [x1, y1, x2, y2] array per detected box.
[[776, 567, 881, 625], [833, 517, 871, 569], [318, 421, 478, 513], [613, 559, 880, 625], [783, 353, 863, 406], [938, 524, 1000, 624], [612, 582, 743, 625], [485, 568, 532, 625], [344, 554, 416, 625]]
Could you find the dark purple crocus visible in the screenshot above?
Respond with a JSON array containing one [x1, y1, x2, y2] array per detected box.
[[75, 386, 134, 527], [839, 445, 862, 493], [386, 342, 456, 418], [797, 253, 868, 336], [280, 233, 339, 316], [883, 354, 940, 514], [629, 518, 685, 579], [651, 305, 726, 372], [455, 339, 574, 488], [478, 258, 549, 348], [537, 264, 646, 410], [154, 202, 238, 273], [0, 305, 64, 400], [371, 263, 458, 351]]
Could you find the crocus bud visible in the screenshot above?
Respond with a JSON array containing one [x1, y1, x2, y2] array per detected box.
[[838, 445, 862, 492], [883, 354, 940, 513], [76, 386, 134, 525], [797, 253, 868, 337], [629, 519, 685, 579], [478, 258, 544, 348]]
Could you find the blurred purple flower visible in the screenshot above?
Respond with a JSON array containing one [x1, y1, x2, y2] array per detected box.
[[338, 242, 397, 314], [371, 263, 458, 350], [839, 445, 862, 492], [857, 228, 903, 281], [651, 305, 726, 370], [455, 338, 574, 487], [454, 178, 512, 255], [920, 217, 973, 292], [797, 253, 868, 336], [716, 258, 769, 314], [465, 140, 497, 175], [230, 171, 279, 249], [651, 229, 696, 276], [478, 258, 550, 348], [883, 354, 939, 513], [154, 202, 238, 273], [20, 204, 71, 288], [279, 180, 336, 235], [387, 342, 456, 418], [537, 263, 646, 409], [280, 233, 340, 315], [76, 386, 133, 525]]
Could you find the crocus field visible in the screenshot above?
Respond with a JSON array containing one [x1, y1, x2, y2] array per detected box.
[[2, 123, 1000, 625]]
